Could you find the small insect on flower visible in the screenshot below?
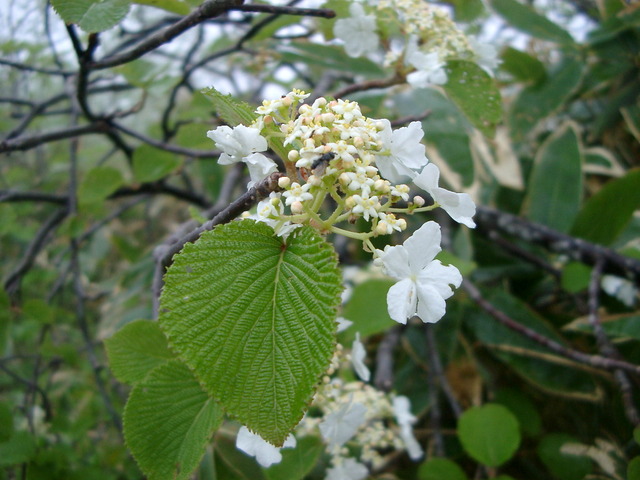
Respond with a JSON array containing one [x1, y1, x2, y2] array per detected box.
[[311, 152, 336, 176]]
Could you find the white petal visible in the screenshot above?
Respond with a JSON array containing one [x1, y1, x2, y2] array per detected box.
[[403, 221, 442, 272], [236, 427, 295, 468], [413, 163, 440, 192], [378, 244, 411, 280], [233, 124, 268, 153], [400, 424, 424, 460], [333, 3, 379, 58], [319, 400, 367, 448], [244, 153, 277, 188], [351, 333, 370, 382], [387, 278, 417, 324], [336, 316, 353, 333], [375, 155, 417, 184], [390, 122, 428, 170], [392, 396, 416, 427], [414, 282, 447, 324], [418, 260, 462, 299]]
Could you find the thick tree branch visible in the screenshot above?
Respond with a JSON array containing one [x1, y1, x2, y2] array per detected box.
[[88, 0, 244, 70], [475, 206, 640, 283]]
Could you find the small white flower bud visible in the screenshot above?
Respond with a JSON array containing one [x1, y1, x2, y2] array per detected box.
[[376, 221, 390, 235], [290, 201, 304, 214], [278, 176, 291, 189], [282, 95, 293, 107], [287, 149, 300, 162], [345, 196, 356, 209], [413, 195, 425, 207], [307, 175, 322, 186], [397, 218, 407, 230]]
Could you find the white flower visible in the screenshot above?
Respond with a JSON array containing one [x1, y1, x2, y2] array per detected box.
[[333, 3, 379, 58], [236, 426, 296, 468], [413, 164, 476, 228], [336, 316, 353, 333], [469, 37, 501, 75], [375, 120, 429, 183], [326, 457, 369, 480], [405, 37, 448, 87], [393, 396, 423, 460], [351, 333, 370, 382], [602, 275, 638, 307], [376, 221, 462, 324], [349, 194, 380, 221], [283, 182, 313, 206], [319, 399, 367, 448], [207, 125, 277, 188]]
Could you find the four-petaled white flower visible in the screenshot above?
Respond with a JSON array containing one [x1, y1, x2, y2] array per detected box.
[[469, 37, 501, 75], [207, 124, 277, 188], [405, 37, 448, 87], [333, 3, 380, 58], [392, 396, 423, 460], [413, 163, 476, 228], [326, 457, 369, 480], [376, 221, 462, 324], [351, 333, 370, 382], [376, 120, 429, 183], [235, 426, 296, 468], [319, 398, 367, 449]]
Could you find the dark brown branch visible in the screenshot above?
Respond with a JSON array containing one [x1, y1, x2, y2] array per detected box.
[[151, 171, 284, 313], [475, 206, 640, 283], [4, 208, 68, 300], [112, 121, 221, 158], [88, 0, 244, 70], [463, 280, 640, 376], [332, 75, 404, 99], [0, 122, 110, 153], [232, 4, 335, 18], [0, 190, 67, 205], [0, 58, 73, 76], [374, 325, 402, 391]]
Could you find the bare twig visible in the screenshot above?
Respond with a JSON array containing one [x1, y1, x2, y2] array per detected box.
[[151, 171, 284, 314], [463, 280, 640, 377], [88, 0, 245, 70], [374, 325, 402, 391], [475, 206, 640, 283]]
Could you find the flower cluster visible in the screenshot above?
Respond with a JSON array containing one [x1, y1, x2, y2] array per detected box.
[[333, 0, 500, 85], [207, 89, 475, 324]]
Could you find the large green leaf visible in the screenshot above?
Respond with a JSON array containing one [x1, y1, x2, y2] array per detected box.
[[525, 122, 582, 232], [200, 87, 257, 128], [443, 60, 502, 137], [489, 0, 574, 44], [105, 319, 175, 385], [124, 359, 223, 480], [458, 404, 521, 467], [509, 53, 584, 142], [570, 169, 640, 245], [51, 0, 131, 32], [159, 220, 342, 445]]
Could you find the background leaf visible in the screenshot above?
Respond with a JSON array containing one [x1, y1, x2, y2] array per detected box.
[[418, 457, 468, 480], [457, 403, 521, 467], [132, 145, 182, 183], [524, 121, 583, 232], [570, 168, 640, 245], [124, 359, 223, 480], [78, 166, 125, 204], [159, 220, 342, 445], [105, 319, 175, 385]]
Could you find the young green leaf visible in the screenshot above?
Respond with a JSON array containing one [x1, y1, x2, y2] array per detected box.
[[159, 219, 342, 446], [458, 403, 521, 467], [124, 359, 223, 480], [51, 0, 131, 32], [200, 87, 257, 128], [105, 319, 175, 385], [78, 165, 125, 204]]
